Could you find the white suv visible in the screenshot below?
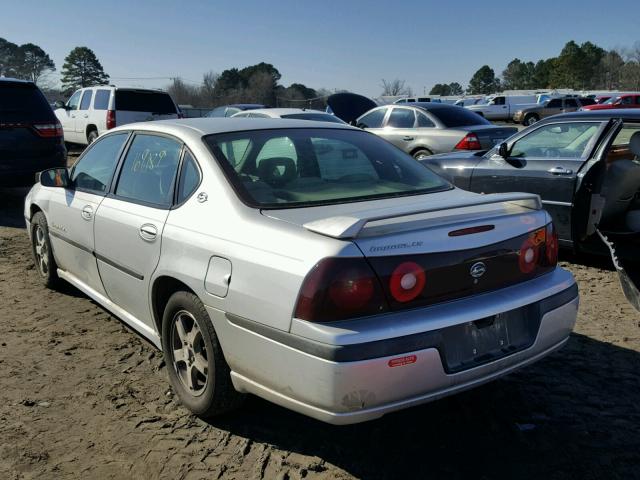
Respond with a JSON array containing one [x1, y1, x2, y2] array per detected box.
[[54, 86, 181, 145]]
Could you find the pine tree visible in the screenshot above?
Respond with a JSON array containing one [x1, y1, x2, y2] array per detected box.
[[60, 47, 109, 93]]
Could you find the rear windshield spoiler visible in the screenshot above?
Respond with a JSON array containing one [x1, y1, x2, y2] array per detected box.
[[303, 193, 542, 239]]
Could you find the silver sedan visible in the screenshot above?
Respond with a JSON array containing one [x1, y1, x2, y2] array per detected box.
[[25, 118, 578, 424]]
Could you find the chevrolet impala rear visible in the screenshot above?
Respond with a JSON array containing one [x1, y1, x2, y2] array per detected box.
[[198, 124, 578, 424]]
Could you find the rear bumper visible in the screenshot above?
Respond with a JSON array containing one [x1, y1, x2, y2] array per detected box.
[[209, 268, 578, 425]]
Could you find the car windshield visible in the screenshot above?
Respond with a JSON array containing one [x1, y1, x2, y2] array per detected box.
[[428, 107, 491, 127], [114, 90, 177, 113], [204, 128, 451, 208], [281, 113, 345, 124]]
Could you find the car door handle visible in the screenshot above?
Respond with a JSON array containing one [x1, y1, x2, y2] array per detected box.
[[548, 166, 573, 175], [81, 205, 93, 220], [139, 224, 158, 241], [402, 136, 414, 141]]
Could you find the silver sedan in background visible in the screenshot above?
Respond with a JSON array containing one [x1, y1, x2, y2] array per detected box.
[[355, 103, 518, 159], [232, 107, 345, 123]]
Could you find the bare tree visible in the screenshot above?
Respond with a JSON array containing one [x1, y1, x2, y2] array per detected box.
[[380, 78, 412, 96], [201, 71, 219, 106]]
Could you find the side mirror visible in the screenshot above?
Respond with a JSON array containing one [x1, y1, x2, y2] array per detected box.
[[39, 168, 70, 188], [54, 100, 66, 110], [498, 142, 509, 159], [349, 120, 358, 126]]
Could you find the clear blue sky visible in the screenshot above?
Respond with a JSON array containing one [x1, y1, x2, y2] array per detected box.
[[1, 0, 638, 96]]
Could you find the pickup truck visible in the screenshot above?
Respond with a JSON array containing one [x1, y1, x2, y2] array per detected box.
[[513, 97, 595, 125], [465, 95, 537, 121]]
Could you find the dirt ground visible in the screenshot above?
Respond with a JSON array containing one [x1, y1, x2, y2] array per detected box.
[[1, 180, 640, 480]]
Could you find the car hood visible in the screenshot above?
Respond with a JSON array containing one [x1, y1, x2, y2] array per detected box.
[[326, 92, 378, 123]]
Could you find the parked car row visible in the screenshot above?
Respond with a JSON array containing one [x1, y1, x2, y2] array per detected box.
[[10, 74, 640, 425]]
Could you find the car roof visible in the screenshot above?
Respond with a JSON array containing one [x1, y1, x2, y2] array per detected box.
[[238, 108, 329, 117], [109, 117, 354, 141], [543, 109, 640, 122], [401, 102, 465, 112], [0, 77, 34, 85]]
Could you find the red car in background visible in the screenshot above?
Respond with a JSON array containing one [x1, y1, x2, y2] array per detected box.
[[582, 93, 640, 110]]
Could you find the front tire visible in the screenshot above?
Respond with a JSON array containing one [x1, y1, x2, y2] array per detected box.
[[161, 291, 244, 418], [30, 211, 60, 289], [523, 114, 539, 126]]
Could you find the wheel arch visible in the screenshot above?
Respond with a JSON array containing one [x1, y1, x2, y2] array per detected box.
[[86, 124, 98, 139], [410, 146, 433, 157], [151, 275, 198, 336]]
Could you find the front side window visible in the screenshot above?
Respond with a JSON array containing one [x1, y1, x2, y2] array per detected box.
[[66, 91, 81, 110], [94, 89, 111, 110], [71, 133, 128, 193], [386, 108, 415, 128], [492, 97, 505, 105], [225, 107, 240, 117], [79, 90, 93, 110], [564, 99, 578, 108], [547, 99, 562, 108], [621, 96, 633, 105], [357, 108, 386, 128], [114, 134, 182, 207], [509, 122, 602, 160], [205, 128, 451, 208]]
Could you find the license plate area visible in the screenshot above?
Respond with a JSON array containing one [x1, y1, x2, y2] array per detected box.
[[439, 305, 540, 373]]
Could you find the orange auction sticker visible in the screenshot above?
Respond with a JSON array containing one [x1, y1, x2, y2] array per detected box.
[[388, 355, 417, 367]]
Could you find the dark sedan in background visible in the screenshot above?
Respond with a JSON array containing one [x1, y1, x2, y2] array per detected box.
[[0, 78, 66, 187], [421, 110, 640, 261], [328, 93, 517, 159]]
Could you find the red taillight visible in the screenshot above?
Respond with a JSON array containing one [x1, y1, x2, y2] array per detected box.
[[455, 133, 482, 150], [518, 238, 540, 274], [32, 122, 63, 138], [106, 110, 116, 129], [518, 224, 557, 274], [389, 261, 426, 303], [294, 258, 388, 322]]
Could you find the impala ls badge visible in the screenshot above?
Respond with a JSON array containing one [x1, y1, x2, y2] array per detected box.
[[470, 262, 487, 279]]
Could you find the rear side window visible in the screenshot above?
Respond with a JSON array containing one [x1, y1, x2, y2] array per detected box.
[[115, 134, 182, 207], [0, 82, 53, 121], [357, 109, 386, 128], [71, 133, 128, 193], [177, 150, 201, 203], [94, 90, 111, 110], [416, 112, 435, 127], [114, 91, 177, 114], [387, 108, 415, 128], [79, 90, 93, 110]]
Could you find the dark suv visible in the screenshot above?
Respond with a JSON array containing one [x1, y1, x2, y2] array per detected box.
[[0, 78, 66, 187]]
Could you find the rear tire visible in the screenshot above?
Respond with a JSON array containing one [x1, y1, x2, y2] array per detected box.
[[30, 211, 60, 289], [87, 129, 98, 144], [412, 148, 433, 160], [161, 291, 244, 418], [523, 114, 539, 126]]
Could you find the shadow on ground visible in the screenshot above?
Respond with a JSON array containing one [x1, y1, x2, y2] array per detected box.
[[209, 332, 640, 479]]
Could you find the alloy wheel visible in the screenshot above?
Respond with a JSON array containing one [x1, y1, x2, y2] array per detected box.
[[170, 310, 209, 396], [34, 226, 49, 276]]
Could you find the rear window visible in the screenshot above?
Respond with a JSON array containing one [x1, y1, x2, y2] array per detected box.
[[281, 113, 344, 124], [204, 128, 450, 208], [114, 90, 177, 113], [0, 82, 53, 121], [428, 106, 490, 128]]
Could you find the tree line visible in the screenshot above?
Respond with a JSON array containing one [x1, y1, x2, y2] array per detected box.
[[431, 40, 640, 96], [165, 63, 331, 109]]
